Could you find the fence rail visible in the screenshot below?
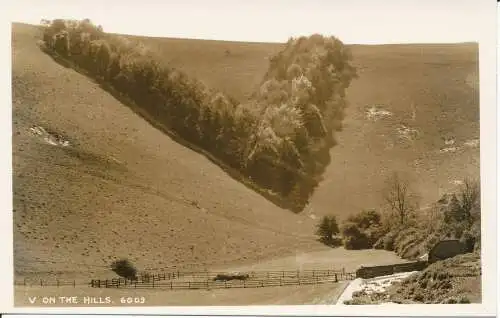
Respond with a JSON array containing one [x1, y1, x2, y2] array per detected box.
[[90, 270, 356, 290]]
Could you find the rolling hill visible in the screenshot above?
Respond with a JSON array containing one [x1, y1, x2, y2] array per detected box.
[[12, 22, 479, 281]]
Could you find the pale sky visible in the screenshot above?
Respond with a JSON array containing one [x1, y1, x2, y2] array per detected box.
[[8, 0, 490, 44]]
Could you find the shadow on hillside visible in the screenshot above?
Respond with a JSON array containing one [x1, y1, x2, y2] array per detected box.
[[39, 46, 303, 213]]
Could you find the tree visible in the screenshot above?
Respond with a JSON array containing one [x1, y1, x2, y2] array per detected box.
[[382, 172, 419, 225], [110, 258, 138, 280], [457, 177, 480, 226], [347, 209, 381, 229], [315, 215, 340, 246]]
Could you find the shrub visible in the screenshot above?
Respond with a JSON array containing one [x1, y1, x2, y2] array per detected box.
[[341, 210, 385, 249], [342, 222, 371, 249], [443, 297, 458, 304], [459, 296, 471, 304], [413, 293, 424, 302], [381, 230, 398, 251], [372, 237, 384, 250], [110, 258, 138, 280]]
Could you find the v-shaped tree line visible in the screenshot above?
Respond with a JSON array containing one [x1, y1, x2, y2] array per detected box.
[[40, 19, 358, 212]]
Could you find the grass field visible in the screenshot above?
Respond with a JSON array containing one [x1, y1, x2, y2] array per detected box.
[[12, 21, 479, 305]]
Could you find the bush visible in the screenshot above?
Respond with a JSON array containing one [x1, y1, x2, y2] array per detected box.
[[110, 258, 138, 280], [342, 222, 371, 249], [372, 237, 384, 250], [341, 210, 385, 249], [458, 296, 471, 304], [343, 234, 371, 250], [443, 297, 458, 304], [413, 293, 424, 302]]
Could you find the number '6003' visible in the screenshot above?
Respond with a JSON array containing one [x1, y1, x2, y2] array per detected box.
[[120, 297, 145, 304]]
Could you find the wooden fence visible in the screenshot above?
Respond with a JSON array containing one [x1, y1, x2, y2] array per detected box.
[[90, 270, 356, 290], [136, 269, 346, 281], [15, 279, 84, 287]]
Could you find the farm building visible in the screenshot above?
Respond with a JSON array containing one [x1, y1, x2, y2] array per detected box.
[[428, 239, 466, 264]]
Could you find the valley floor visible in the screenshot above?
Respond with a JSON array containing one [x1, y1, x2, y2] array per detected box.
[[14, 247, 405, 306]]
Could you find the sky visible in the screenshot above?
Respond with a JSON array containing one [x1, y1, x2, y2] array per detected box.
[[6, 0, 491, 44]]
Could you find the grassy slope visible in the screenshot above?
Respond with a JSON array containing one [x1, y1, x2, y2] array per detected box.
[[12, 22, 479, 282], [12, 23, 321, 281], [346, 252, 481, 304], [115, 33, 480, 218], [388, 252, 481, 304]]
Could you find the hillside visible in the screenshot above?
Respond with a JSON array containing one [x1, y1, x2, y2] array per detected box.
[[12, 23, 322, 281], [12, 21, 480, 282], [108, 32, 480, 219]]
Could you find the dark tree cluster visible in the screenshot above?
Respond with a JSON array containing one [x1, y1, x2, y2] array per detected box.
[[40, 19, 357, 212]]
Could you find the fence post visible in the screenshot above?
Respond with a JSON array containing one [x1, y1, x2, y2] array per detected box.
[[40, 280, 43, 287], [105, 280, 108, 288], [335, 273, 338, 283], [170, 281, 173, 289], [134, 281, 137, 288], [73, 280, 75, 287]]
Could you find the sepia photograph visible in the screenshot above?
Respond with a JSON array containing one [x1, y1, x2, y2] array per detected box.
[[2, 0, 497, 315]]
